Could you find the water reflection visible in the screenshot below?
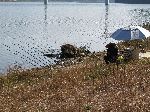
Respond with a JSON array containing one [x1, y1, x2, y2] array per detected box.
[[43, 5, 48, 38], [44, 5, 47, 26], [104, 5, 109, 38]]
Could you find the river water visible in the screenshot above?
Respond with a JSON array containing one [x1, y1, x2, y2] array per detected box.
[[0, 2, 150, 73]]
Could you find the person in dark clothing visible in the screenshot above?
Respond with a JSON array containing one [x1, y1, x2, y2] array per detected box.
[[104, 43, 118, 64]]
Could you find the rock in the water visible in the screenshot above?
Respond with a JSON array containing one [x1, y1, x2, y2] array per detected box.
[[44, 44, 91, 59], [60, 44, 78, 58], [60, 44, 90, 59]]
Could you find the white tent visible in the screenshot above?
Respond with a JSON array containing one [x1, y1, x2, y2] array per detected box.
[[111, 26, 150, 41]]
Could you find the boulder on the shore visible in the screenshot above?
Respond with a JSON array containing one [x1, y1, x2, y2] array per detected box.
[[60, 44, 90, 59], [44, 44, 91, 59]]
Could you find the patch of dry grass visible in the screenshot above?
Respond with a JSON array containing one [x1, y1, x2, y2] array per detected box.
[[0, 54, 150, 112]]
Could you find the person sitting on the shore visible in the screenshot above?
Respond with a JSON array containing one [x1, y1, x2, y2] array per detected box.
[[123, 43, 134, 61], [104, 43, 118, 64]]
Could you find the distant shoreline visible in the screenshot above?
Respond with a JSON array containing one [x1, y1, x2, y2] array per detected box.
[[0, 1, 150, 4]]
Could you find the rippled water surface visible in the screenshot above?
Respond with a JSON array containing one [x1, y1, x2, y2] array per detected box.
[[0, 2, 150, 73]]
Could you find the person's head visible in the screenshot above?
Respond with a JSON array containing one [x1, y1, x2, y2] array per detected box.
[[105, 43, 116, 48]]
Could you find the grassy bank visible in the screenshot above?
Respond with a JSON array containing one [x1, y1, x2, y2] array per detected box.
[[0, 52, 150, 111], [0, 25, 150, 111]]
